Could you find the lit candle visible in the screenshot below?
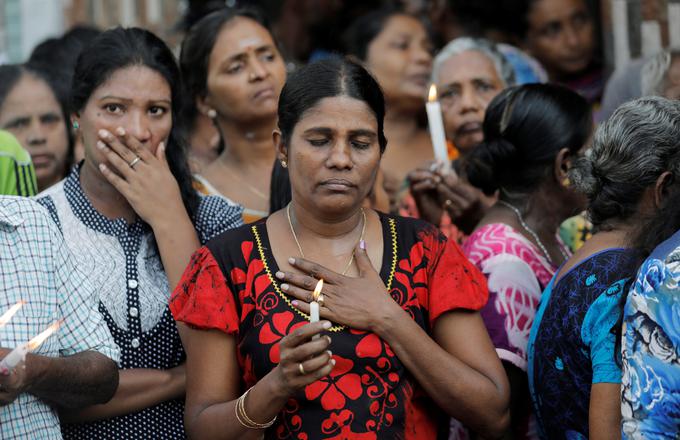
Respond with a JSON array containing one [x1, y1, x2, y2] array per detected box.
[[310, 279, 323, 324], [0, 301, 24, 330], [426, 84, 449, 164], [0, 320, 62, 374]]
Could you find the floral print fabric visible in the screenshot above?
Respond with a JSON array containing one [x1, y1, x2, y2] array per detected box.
[[622, 229, 680, 439], [170, 213, 488, 439]]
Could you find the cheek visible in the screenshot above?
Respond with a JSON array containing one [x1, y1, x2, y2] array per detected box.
[[208, 76, 244, 111], [46, 124, 70, 157]]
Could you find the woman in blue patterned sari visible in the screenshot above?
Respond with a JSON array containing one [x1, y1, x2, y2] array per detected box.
[[528, 96, 680, 439]]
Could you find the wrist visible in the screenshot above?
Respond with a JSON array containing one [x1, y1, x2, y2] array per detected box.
[[370, 303, 408, 339], [24, 353, 50, 392], [149, 205, 192, 231], [261, 369, 292, 402]]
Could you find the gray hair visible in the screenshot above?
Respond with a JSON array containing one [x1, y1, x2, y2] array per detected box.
[[570, 96, 680, 228], [432, 37, 515, 87], [641, 48, 680, 96]]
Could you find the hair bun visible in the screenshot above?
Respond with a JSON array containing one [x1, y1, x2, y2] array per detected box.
[[569, 154, 600, 198], [465, 137, 519, 195]]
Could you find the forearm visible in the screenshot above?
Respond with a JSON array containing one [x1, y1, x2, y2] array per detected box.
[[374, 308, 508, 438], [186, 373, 288, 440], [27, 351, 118, 409], [152, 213, 200, 289], [61, 367, 184, 423]]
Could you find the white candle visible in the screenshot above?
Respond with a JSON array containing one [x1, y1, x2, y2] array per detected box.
[[426, 84, 449, 164], [0, 320, 61, 373], [310, 279, 323, 339]]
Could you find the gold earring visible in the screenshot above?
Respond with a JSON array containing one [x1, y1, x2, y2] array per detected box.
[[562, 177, 571, 187], [281, 160, 287, 168]]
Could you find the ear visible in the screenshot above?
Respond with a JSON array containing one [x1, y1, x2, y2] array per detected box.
[[273, 129, 288, 162], [653, 171, 675, 209], [195, 95, 213, 117], [553, 147, 572, 187]]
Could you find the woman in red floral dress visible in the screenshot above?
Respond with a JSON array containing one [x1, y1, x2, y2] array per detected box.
[[170, 58, 510, 440]]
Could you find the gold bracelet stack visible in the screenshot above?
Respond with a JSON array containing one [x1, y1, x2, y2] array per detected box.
[[235, 388, 277, 430]]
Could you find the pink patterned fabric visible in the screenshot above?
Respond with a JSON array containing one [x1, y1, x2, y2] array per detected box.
[[463, 223, 558, 370]]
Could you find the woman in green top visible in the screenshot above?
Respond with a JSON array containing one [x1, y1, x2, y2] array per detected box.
[[0, 130, 38, 196]]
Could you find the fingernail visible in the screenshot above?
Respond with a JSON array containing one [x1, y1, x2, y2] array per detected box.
[[322, 321, 332, 329], [98, 163, 106, 172], [275, 271, 284, 279], [325, 335, 332, 344], [360, 239, 366, 250], [98, 129, 109, 138], [291, 300, 298, 306], [288, 257, 296, 265], [116, 127, 125, 136], [281, 283, 289, 291], [330, 359, 336, 366], [326, 350, 332, 357], [158, 141, 165, 152], [96, 141, 106, 150]]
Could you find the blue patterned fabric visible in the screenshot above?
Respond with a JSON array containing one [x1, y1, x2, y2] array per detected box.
[[528, 248, 637, 439], [35, 165, 243, 439], [0, 196, 118, 440], [622, 229, 680, 439]]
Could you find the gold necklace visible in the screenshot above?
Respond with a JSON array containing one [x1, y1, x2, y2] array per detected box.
[[286, 203, 366, 276]]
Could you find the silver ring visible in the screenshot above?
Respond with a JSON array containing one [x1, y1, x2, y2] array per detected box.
[[298, 363, 306, 375], [444, 199, 453, 207], [129, 156, 141, 168]]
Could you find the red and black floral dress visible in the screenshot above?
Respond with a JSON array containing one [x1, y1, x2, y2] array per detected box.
[[170, 212, 488, 440]]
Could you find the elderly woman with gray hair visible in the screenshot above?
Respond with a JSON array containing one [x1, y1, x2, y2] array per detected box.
[[528, 96, 680, 439], [406, 37, 515, 240]]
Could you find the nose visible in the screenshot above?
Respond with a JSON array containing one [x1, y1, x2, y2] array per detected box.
[[26, 120, 47, 146], [249, 58, 270, 82], [459, 85, 480, 114], [564, 25, 581, 49], [326, 141, 353, 170], [412, 45, 432, 66], [127, 111, 152, 144]]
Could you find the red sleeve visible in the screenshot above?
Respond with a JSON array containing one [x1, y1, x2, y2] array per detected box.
[[170, 246, 240, 334], [427, 233, 488, 326]]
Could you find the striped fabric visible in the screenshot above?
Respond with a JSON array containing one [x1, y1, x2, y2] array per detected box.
[[0, 130, 38, 196]]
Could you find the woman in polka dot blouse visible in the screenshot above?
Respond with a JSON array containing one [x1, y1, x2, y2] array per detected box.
[[36, 28, 243, 439]]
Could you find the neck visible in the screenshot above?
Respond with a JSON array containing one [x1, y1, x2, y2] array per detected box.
[[217, 116, 277, 168], [384, 105, 420, 143], [289, 199, 364, 241], [502, 191, 565, 241], [79, 160, 136, 222]]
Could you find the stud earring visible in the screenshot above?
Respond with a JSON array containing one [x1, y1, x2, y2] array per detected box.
[[207, 109, 217, 119], [562, 177, 571, 187], [281, 160, 288, 168], [72, 120, 79, 129]]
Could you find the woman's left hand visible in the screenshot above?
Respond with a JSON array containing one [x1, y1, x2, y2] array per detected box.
[[276, 241, 404, 333], [96, 127, 187, 226]]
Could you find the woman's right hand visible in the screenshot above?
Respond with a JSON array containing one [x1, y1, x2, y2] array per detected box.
[[271, 321, 335, 398], [408, 166, 445, 225]]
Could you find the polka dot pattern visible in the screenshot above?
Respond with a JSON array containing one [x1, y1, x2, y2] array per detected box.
[[36, 166, 243, 439]]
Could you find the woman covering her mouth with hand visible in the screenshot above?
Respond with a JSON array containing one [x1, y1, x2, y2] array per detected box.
[[171, 58, 509, 440]]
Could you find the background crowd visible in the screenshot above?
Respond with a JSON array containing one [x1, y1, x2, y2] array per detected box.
[[0, 0, 678, 439]]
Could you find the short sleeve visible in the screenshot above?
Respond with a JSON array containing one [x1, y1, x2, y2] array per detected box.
[[427, 230, 488, 325], [170, 246, 240, 334], [50, 217, 120, 363], [194, 195, 244, 244], [581, 279, 626, 384]]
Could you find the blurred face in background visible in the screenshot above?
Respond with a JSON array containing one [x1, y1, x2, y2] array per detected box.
[[525, 0, 595, 79], [365, 14, 433, 111], [436, 50, 505, 155], [201, 17, 287, 123], [0, 73, 69, 190], [662, 54, 680, 100]]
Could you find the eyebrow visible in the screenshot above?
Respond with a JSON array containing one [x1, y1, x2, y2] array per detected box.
[[222, 44, 275, 64], [302, 127, 377, 138], [3, 116, 30, 127], [98, 95, 171, 105]]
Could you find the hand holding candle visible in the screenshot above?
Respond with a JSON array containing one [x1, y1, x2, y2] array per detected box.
[[0, 320, 62, 374]]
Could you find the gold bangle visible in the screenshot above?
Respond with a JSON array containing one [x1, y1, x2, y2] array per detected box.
[[234, 387, 277, 430]]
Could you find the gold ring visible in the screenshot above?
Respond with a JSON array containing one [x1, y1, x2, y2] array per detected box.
[[129, 156, 141, 168], [444, 199, 453, 207], [298, 363, 306, 375]]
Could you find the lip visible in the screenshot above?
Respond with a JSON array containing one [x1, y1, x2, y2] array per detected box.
[[30, 153, 54, 167], [319, 178, 356, 191], [457, 121, 482, 135], [252, 86, 275, 100], [406, 72, 430, 87]]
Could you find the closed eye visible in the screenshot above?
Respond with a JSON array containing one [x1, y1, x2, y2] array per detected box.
[[308, 138, 328, 147]]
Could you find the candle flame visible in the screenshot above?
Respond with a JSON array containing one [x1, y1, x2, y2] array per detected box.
[[428, 84, 437, 102], [27, 320, 62, 351], [0, 301, 25, 328], [312, 279, 324, 302]]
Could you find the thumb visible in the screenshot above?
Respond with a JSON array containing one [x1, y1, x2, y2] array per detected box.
[[354, 239, 374, 277]]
